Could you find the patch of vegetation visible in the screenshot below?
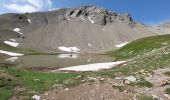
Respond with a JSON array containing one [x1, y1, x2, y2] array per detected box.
[[109, 34, 170, 60], [112, 85, 126, 92], [0, 42, 56, 55], [138, 95, 154, 100], [129, 78, 153, 88], [93, 34, 170, 77], [0, 77, 14, 100], [165, 88, 170, 95], [0, 66, 80, 100]]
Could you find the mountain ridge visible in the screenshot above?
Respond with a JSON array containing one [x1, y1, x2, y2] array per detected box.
[[0, 5, 162, 53]]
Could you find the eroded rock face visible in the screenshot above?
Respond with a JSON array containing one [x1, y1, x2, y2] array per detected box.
[[65, 5, 134, 26], [0, 13, 29, 30]]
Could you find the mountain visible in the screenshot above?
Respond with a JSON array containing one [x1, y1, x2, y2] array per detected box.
[[157, 21, 170, 34], [0, 5, 161, 54], [148, 21, 170, 35]]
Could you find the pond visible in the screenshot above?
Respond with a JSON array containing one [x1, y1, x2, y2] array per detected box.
[[2, 54, 115, 71]]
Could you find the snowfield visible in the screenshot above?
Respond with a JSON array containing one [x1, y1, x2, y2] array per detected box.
[[5, 57, 18, 62], [13, 28, 20, 32], [0, 50, 24, 56], [58, 46, 80, 53], [10, 39, 16, 42], [115, 42, 129, 48], [28, 19, 31, 23], [4, 41, 19, 47], [57, 61, 126, 72], [13, 28, 24, 35]]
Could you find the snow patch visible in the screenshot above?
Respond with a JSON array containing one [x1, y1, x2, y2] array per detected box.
[[13, 28, 20, 32], [32, 95, 41, 100], [28, 19, 31, 23], [102, 28, 105, 31], [88, 17, 95, 24], [68, 18, 71, 20], [115, 42, 129, 48], [5, 57, 18, 62], [10, 39, 16, 42], [88, 43, 93, 48], [57, 61, 126, 72], [58, 54, 79, 59], [0, 50, 24, 56], [13, 28, 23, 35], [58, 46, 80, 53], [4, 41, 19, 47]]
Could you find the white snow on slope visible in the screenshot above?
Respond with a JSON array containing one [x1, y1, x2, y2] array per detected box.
[[28, 19, 31, 23], [88, 43, 93, 48], [115, 42, 129, 48], [4, 41, 19, 47], [10, 39, 16, 42], [58, 46, 80, 53], [58, 54, 79, 59], [0, 50, 24, 56], [57, 61, 126, 72], [13, 28, 23, 35], [13, 28, 20, 32], [5, 57, 18, 62], [88, 17, 95, 24]]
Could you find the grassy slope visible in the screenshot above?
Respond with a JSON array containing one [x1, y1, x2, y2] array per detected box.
[[0, 42, 39, 54], [95, 35, 170, 77], [109, 34, 170, 60], [0, 67, 80, 100], [0, 42, 55, 55]]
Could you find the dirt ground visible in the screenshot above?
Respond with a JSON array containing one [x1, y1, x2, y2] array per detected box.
[[40, 68, 170, 100], [41, 81, 134, 100]]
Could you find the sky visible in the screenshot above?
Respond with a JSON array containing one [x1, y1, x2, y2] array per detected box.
[[0, 0, 170, 25]]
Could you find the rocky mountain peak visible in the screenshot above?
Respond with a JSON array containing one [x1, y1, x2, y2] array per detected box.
[[65, 5, 134, 26]]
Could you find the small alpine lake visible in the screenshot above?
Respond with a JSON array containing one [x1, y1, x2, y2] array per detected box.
[[2, 54, 115, 71]]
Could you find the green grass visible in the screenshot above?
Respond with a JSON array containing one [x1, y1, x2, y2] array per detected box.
[[93, 34, 170, 77], [0, 42, 57, 55], [0, 42, 39, 54], [109, 34, 170, 60], [139, 95, 154, 100], [129, 78, 153, 88], [165, 88, 170, 95], [0, 66, 80, 100], [0, 77, 14, 100], [112, 85, 126, 92]]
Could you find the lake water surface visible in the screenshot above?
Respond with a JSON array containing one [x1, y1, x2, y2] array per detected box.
[[2, 54, 115, 71]]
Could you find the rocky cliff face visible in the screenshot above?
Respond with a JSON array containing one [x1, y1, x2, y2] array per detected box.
[[0, 5, 160, 53], [65, 5, 134, 26]]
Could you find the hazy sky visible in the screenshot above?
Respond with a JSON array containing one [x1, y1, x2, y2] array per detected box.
[[0, 0, 170, 25]]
